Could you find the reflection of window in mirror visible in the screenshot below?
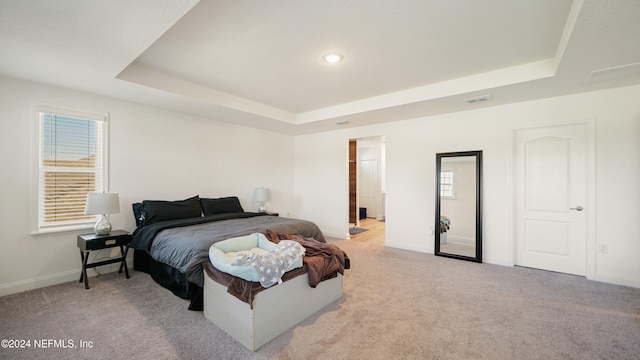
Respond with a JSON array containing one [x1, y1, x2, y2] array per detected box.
[[440, 171, 454, 198]]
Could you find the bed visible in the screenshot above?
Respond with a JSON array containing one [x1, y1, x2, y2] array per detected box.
[[129, 195, 331, 311]]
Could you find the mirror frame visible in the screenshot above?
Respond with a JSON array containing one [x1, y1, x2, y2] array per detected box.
[[435, 150, 483, 263]]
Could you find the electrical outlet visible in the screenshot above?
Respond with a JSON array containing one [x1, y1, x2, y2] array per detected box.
[[597, 244, 608, 254]]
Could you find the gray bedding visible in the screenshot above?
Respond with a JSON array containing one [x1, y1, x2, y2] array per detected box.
[[134, 214, 326, 287]]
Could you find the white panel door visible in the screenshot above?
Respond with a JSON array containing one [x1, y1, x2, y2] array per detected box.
[[359, 159, 378, 218], [514, 124, 587, 276]]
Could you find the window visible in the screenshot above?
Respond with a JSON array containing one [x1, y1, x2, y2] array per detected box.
[[440, 171, 454, 198], [37, 107, 108, 232]]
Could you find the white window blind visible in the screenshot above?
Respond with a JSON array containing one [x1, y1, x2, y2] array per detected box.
[[440, 171, 454, 198], [37, 109, 107, 231]]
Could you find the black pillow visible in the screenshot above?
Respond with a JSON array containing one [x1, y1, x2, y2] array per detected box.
[[132, 202, 143, 227], [200, 196, 244, 216], [138, 195, 202, 226]]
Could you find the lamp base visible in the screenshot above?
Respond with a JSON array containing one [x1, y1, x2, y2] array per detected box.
[[94, 214, 112, 235], [258, 202, 267, 213]]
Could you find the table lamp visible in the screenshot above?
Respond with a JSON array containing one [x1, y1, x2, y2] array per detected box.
[[253, 187, 270, 213], [84, 192, 120, 235]]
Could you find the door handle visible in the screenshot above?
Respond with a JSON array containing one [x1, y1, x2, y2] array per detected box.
[[570, 206, 584, 211]]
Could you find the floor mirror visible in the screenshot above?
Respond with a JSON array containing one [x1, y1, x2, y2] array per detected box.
[[435, 150, 482, 262]]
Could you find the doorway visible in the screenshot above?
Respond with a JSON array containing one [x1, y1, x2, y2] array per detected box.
[[348, 136, 386, 242], [513, 122, 594, 276]]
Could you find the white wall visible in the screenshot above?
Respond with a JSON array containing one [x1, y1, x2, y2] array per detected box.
[[2, 75, 638, 295], [294, 84, 640, 288], [0, 76, 295, 296]]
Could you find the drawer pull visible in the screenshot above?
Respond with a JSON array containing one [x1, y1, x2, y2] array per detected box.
[[105, 239, 116, 245]]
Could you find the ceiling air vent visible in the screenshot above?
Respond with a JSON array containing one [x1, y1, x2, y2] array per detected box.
[[464, 95, 490, 104], [584, 62, 640, 84]]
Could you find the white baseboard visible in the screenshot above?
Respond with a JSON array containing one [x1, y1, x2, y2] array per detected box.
[[324, 231, 349, 240], [484, 257, 513, 267], [447, 235, 474, 246], [591, 274, 640, 288], [0, 255, 133, 297], [0, 269, 80, 297], [384, 240, 431, 254]]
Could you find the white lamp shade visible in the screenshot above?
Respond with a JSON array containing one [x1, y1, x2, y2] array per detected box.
[[85, 192, 120, 215], [254, 188, 270, 213], [253, 188, 270, 202]]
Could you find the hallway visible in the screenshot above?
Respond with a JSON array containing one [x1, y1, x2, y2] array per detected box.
[[349, 218, 385, 246]]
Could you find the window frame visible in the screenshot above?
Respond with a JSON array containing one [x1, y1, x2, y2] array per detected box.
[[440, 170, 455, 198], [33, 105, 110, 234]]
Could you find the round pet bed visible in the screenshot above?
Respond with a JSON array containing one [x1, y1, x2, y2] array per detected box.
[[209, 233, 303, 283]]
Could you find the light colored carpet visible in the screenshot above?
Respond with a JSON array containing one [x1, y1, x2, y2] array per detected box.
[[1, 238, 639, 360]]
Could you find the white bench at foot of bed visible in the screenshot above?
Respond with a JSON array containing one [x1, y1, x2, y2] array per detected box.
[[203, 272, 343, 351]]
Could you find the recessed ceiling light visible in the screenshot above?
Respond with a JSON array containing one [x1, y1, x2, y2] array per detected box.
[[323, 53, 343, 63]]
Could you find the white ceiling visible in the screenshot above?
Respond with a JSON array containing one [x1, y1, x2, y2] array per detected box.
[[1, 0, 640, 135]]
